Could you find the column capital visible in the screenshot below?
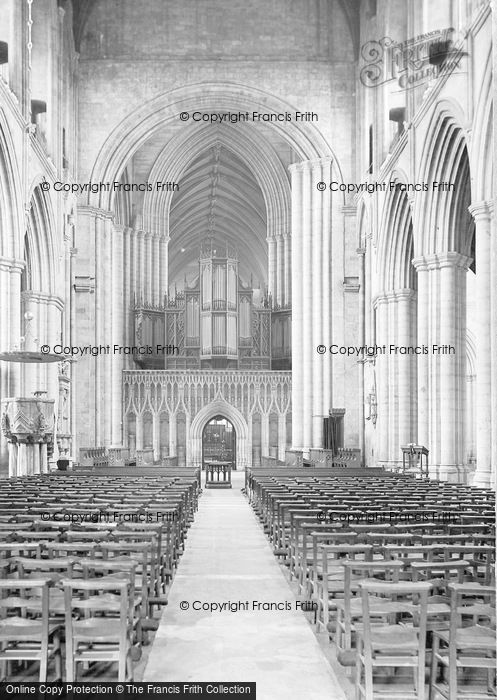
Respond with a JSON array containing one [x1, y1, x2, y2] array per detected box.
[[392, 288, 416, 301], [288, 157, 333, 173], [373, 292, 389, 308], [469, 201, 494, 222], [22, 291, 65, 311], [77, 205, 114, 221], [412, 252, 472, 271], [436, 251, 473, 270], [412, 255, 439, 271], [0, 257, 24, 273], [373, 288, 416, 305]]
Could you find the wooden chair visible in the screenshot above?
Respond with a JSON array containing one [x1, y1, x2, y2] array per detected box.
[[302, 529, 357, 595], [314, 544, 373, 632], [11, 556, 75, 583], [63, 578, 134, 682], [100, 541, 159, 631], [442, 545, 495, 586], [356, 580, 432, 700], [429, 583, 496, 700], [79, 558, 144, 651], [0, 579, 62, 681], [335, 560, 404, 661]]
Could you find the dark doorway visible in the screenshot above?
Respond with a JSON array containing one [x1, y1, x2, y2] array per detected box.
[[202, 416, 236, 471]]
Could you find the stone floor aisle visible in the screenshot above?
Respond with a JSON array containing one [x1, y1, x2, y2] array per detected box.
[[143, 473, 348, 699]]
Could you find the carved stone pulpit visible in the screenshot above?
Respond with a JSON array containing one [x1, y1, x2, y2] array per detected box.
[[1, 397, 55, 477]]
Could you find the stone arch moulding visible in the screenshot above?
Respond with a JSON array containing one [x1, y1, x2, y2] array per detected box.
[[87, 82, 339, 211], [469, 50, 493, 202], [413, 100, 470, 255], [0, 109, 24, 260], [377, 171, 414, 291], [189, 398, 249, 471], [141, 124, 291, 240], [25, 181, 58, 295]]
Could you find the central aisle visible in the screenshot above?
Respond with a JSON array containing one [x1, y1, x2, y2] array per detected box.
[[144, 473, 347, 699]]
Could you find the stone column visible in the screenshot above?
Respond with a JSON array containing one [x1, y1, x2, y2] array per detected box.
[[412, 258, 430, 454], [123, 227, 131, 350], [103, 217, 113, 448], [111, 224, 124, 446], [247, 413, 253, 467], [290, 165, 304, 449], [357, 248, 366, 463], [267, 237, 276, 303], [0, 258, 23, 470], [7, 443, 17, 478], [169, 411, 177, 456], [374, 294, 389, 466], [289, 158, 333, 452], [275, 234, 284, 305], [159, 235, 169, 302], [94, 215, 103, 447], [153, 234, 160, 306], [311, 162, 323, 447], [8, 263, 22, 399], [283, 233, 291, 307], [152, 412, 160, 462], [134, 412, 142, 452], [469, 202, 493, 487], [321, 183, 331, 422], [261, 413, 269, 458], [46, 297, 64, 469], [396, 289, 417, 452], [137, 230, 144, 302], [130, 229, 137, 301], [414, 253, 471, 481], [491, 204, 497, 489], [438, 253, 470, 481], [278, 412, 286, 462], [301, 163, 313, 450], [184, 412, 191, 466], [145, 233, 153, 304], [74, 206, 115, 453], [466, 374, 476, 474], [386, 292, 398, 465]]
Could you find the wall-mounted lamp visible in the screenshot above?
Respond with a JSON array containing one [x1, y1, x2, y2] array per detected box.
[[366, 393, 377, 426]]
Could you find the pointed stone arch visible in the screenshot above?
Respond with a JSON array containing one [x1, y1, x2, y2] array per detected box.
[[377, 172, 414, 292], [88, 83, 335, 212], [189, 398, 249, 469], [0, 109, 23, 260], [414, 102, 472, 255], [25, 183, 57, 295]]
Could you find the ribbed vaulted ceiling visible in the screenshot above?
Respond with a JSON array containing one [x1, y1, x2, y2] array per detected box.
[[168, 145, 267, 288]]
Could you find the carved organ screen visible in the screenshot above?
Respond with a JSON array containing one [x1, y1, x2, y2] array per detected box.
[[133, 242, 291, 370]]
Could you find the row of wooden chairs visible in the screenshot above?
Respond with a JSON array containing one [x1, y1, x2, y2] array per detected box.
[[0, 470, 201, 682], [248, 468, 495, 699]]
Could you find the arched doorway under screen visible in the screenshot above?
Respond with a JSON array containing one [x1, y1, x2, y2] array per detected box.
[[189, 399, 249, 470], [202, 416, 236, 471]]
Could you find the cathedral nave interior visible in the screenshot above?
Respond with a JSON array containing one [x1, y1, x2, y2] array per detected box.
[[0, 0, 494, 697]]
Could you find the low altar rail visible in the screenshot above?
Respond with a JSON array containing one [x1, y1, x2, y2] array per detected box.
[[204, 460, 232, 489]]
